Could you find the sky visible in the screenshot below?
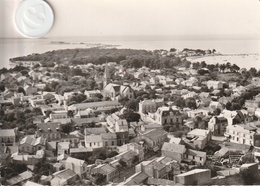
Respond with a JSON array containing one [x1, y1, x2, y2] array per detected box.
[[1, 0, 260, 38]]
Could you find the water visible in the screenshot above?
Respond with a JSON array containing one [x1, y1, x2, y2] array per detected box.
[[1, 35, 260, 69]]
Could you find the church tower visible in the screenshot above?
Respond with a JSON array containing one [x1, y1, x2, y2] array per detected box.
[[103, 61, 110, 89]]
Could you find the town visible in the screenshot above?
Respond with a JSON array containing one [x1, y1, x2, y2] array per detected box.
[[1, 47, 260, 185]]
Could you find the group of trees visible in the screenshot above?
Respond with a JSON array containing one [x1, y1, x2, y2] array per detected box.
[[225, 86, 260, 111]]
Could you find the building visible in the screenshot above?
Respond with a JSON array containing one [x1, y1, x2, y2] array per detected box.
[[184, 149, 207, 165], [152, 106, 183, 126], [208, 116, 228, 136], [6, 171, 33, 185], [84, 134, 103, 149], [36, 122, 62, 141], [209, 101, 223, 111], [136, 129, 167, 151], [19, 136, 46, 154], [207, 80, 223, 89], [103, 62, 111, 89], [68, 101, 121, 112], [57, 142, 70, 155], [187, 109, 209, 118], [64, 157, 88, 177], [224, 123, 260, 146], [184, 129, 211, 150], [51, 169, 78, 186], [161, 143, 186, 162], [101, 133, 117, 148], [91, 164, 119, 182], [103, 83, 135, 100], [138, 99, 164, 114], [115, 119, 129, 146], [135, 156, 179, 180], [176, 169, 211, 185], [0, 128, 17, 146], [84, 90, 101, 98], [117, 142, 145, 161]]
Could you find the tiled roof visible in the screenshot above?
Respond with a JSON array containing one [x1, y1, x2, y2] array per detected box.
[[161, 142, 186, 154], [142, 129, 167, 140], [185, 149, 206, 158], [0, 129, 15, 137], [85, 134, 102, 143], [99, 164, 116, 174], [69, 101, 121, 110], [66, 157, 85, 166], [7, 171, 33, 185], [84, 127, 107, 135], [53, 168, 77, 179], [37, 122, 61, 133], [101, 133, 117, 140]]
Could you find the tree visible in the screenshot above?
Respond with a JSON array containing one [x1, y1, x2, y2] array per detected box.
[[61, 123, 73, 134], [121, 109, 140, 123], [45, 110, 52, 117], [170, 48, 177, 52], [93, 173, 106, 185], [185, 98, 197, 109], [119, 159, 127, 168], [67, 110, 74, 118], [125, 99, 139, 111], [0, 84, 5, 92], [33, 107, 42, 115], [225, 102, 232, 110], [17, 87, 26, 95], [240, 168, 258, 185], [213, 108, 221, 115]]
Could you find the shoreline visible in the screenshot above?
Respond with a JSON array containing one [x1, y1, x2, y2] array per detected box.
[[186, 53, 260, 70]]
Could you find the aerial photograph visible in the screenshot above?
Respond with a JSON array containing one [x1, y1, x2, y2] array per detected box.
[[1, 0, 260, 185]]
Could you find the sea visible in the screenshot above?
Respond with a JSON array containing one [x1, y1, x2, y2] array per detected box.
[[0, 35, 260, 69]]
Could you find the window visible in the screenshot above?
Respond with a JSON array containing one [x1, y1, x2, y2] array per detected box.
[[200, 157, 202, 161], [89, 143, 92, 147], [193, 156, 195, 159], [105, 142, 108, 146], [237, 137, 239, 141], [112, 141, 114, 146]]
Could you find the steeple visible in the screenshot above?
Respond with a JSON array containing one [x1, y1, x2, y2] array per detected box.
[[103, 61, 110, 89]]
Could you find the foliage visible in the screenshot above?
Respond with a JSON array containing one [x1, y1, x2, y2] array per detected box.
[[240, 168, 258, 185], [1, 162, 27, 180], [120, 109, 140, 123], [125, 99, 139, 111], [93, 173, 106, 185], [60, 123, 74, 134]]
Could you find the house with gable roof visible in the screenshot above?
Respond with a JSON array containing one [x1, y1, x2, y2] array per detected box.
[[0, 128, 17, 146], [136, 129, 167, 151], [91, 163, 119, 182], [103, 83, 134, 100], [19, 136, 46, 154], [161, 143, 186, 162], [51, 168, 78, 186], [64, 157, 88, 177]]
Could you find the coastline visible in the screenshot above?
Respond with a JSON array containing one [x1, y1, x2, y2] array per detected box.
[[186, 53, 260, 70]]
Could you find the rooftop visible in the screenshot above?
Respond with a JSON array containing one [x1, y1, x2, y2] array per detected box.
[[161, 142, 186, 154]]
